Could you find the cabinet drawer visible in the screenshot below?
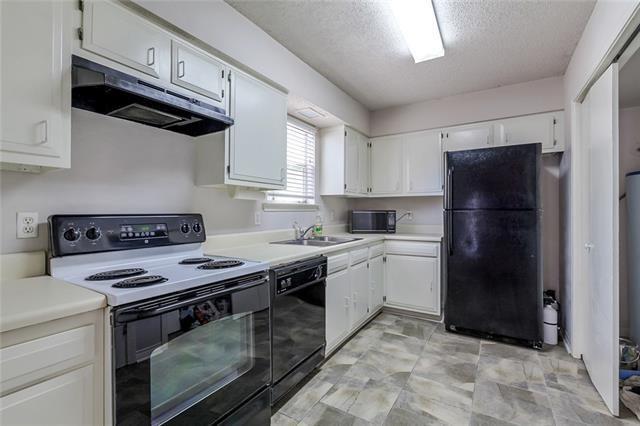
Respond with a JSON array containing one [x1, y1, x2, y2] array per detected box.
[[369, 243, 384, 259], [327, 253, 349, 275], [385, 241, 439, 257], [0, 325, 95, 395], [350, 248, 368, 265]]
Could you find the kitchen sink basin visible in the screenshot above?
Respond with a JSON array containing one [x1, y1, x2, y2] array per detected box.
[[271, 236, 362, 247]]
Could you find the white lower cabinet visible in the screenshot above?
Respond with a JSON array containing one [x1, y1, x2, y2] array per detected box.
[[385, 241, 441, 315], [369, 254, 385, 311], [325, 268, 351, 352], [350, 260, 370, 328], [0, 365, 94, 425]]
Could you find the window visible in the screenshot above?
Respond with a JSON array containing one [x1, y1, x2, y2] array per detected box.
[[267, 118, 317, 205]]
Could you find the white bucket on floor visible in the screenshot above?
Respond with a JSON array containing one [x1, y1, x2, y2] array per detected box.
[[543, 305, 558, 345]]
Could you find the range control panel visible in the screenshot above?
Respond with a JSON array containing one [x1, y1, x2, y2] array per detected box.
[[49, 214, 206, 257]]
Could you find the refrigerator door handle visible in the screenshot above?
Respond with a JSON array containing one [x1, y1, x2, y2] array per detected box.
[[446, 166, 454, 209], [447, 211, 453, 256]]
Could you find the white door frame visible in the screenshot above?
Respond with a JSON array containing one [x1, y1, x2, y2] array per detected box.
[[569, 11, 640, 360]]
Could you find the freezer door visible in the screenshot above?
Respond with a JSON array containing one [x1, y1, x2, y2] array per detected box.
[[445, 143, 541, 210], [444, 210, 542, 343]]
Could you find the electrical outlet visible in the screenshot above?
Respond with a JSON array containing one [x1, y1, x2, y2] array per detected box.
[[17, 212, 39, 239], [407, 211, 413, 220], [254, 211, 261, 226]]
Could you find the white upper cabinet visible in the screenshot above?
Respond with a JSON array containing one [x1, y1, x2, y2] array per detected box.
[[320, 125, 369, 196], [442, 124, 494, 152], [81, 0, 171, 78], [0, 0, 72, 170], [171, 41, 226, 105], [370, 136, 403, 195], [404, 130, 442, 195], [497, 111, 564, 152], [227, 69, 287, 189]]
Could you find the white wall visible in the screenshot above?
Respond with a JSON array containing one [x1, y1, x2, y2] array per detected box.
[[370, 76, 564, 137], [0, 110, 348, 254], [132, 0, 370, 135], [619, 106, 640, 337], [561, 0, 640, 355]]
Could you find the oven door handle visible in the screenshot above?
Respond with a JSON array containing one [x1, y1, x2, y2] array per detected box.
[[115, 277, 268, 322]]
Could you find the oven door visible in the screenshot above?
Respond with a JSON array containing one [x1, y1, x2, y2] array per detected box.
[[112, 274, 270, 426]]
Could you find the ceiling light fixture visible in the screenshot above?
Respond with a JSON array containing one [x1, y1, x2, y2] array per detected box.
[[391, 0, 444, 63]]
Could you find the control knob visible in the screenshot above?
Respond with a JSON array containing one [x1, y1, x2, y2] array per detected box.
[[193, 223, 202, 233], [86, 227, 101, 240], [181, 223, 190, 234], [63, 228, 81, 242]]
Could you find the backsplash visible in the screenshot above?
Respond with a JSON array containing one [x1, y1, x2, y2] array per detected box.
[[0, 109, 348, 254]]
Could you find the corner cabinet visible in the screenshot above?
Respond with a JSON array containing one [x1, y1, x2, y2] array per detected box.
[[0, 0, 72, 171], [320, 125, 369, 196]]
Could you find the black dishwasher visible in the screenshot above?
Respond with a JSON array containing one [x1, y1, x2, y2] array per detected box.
[[270, 256, 327, 404]]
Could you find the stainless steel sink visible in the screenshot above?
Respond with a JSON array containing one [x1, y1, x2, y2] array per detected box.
[[271, 236, 362, 247]]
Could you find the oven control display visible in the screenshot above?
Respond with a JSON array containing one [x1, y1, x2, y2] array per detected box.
[[119, 223, 168, 240]]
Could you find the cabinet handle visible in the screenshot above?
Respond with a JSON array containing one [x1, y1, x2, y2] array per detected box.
[[486, 135, 490, 145], [353, 292, 357, 305], [344, 297, 350, 309], [504, 132, 509, 144], [146, 47, 155, 66], [409, 181, 413, 191], [36, 120, 48, 145], [396, 181, 400, 191], [177, 60, 185, 78]]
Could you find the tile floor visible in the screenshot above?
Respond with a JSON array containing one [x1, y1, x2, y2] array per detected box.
[[271, 312, 640, 425]]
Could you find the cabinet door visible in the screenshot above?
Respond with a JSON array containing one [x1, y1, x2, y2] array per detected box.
[[344, 128, 360, 194], [358, 134, 370, 194], [228, 69, 287, 188], [82, 0, 171, 78], [0, 0, 71, 169], [498, 113, 554, 150], [386, 255, 439, 314], [443, 125, 493, 152], [171, 41, 226, 105], [370, 136, 403, 194], [369, 255, 385, 311], [0, 365, 94, 425], [350, 261, 370, 327], [326, 270, 351, 352], [404, 131, 442, 194]]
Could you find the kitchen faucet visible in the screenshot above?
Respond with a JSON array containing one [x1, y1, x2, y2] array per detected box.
[[292, 221, 315, 240]]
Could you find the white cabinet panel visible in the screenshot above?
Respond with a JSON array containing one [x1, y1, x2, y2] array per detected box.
[[82, 0, 171, 78], [442, 124, 493, 152], [0, 0, 71, 169], [350, 261, 369, 327], [358, 133, 370, 194], [370, 136, 403, 194], [404, 131, 442, 194], [345, 128, 361, 194], [499, 113, 553, 149], [386, 254, 439, 315], [171, 40, 226, 105], [369, 255, 384, 311], [228, 69, 287, 188], [326, 269, 351, 352], [0, 365, 94, 426]]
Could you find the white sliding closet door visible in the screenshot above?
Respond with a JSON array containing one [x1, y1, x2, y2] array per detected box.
[[581, 63, 620, 415]]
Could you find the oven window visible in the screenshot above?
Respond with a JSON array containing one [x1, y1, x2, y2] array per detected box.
[[149, 298, 254, 425]]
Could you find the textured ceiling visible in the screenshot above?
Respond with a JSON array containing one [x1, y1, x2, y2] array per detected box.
[[620, 47, 640, 108], [226, 0, 595, 111]]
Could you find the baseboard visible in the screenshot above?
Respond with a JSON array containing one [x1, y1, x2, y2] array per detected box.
[[383, 305, 442, 323]]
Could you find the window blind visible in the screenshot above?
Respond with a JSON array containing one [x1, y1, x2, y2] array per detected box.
[[268, 119, 316, 204]]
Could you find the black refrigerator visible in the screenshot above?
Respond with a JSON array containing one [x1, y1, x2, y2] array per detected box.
[[444, 143, 543, 348]]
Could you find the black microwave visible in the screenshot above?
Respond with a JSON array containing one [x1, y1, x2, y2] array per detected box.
[[349, 210, 396, 233]]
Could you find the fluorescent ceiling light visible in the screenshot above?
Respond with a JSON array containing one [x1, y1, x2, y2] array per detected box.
[[391, 0, 444, 63]]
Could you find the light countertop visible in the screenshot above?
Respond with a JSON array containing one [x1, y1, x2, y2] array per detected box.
[[205, 231, 443, 267], [0, 276, 106, 333]]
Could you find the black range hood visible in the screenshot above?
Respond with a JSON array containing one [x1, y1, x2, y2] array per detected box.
[[71, 55, 233, 136]]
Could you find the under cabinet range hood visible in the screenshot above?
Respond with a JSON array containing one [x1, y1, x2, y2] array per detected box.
[[71, 55, 233, 136]]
